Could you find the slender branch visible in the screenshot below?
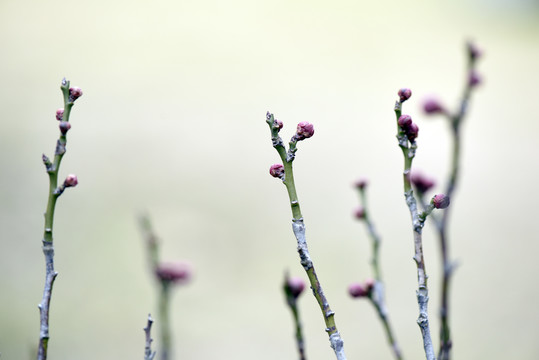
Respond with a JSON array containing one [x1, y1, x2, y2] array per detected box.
[[283, 273, 307, 360], [355, 183, 403, 360], [37, 79, 81, 360], [144, 314, 157, 360], [394, 99, 436, 360], [266, 112, 346, 360], [158, 284, 172, 360]]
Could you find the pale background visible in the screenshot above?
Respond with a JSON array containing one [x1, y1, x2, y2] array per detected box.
[[1, 0, 538, 359]]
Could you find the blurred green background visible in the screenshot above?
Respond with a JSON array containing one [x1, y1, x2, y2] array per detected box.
[[1, 0, 538, 359]]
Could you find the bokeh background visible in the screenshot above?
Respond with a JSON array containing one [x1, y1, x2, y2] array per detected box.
[[1, 0, 538, 359]]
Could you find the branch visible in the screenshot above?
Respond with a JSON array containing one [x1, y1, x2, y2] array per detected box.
[[37, 79, 81, 360], [144, 314, 157, 360], [266, 112, 346, 360], [283, 273, 307, 360]]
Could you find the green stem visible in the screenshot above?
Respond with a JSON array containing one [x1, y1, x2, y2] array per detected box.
[[159, 284, 172, 360]]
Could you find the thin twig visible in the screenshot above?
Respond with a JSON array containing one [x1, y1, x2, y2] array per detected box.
[[283, 273, 307, 360], [355, 184, 403, 360], [144, 314, 157, 360], [37, 79, 81, 360], [266, 113, 346, 360]]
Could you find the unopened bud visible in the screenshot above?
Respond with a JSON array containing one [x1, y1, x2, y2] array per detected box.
[[406, 122, 419, 142], [269, 164, 285, 179], [274, 118, 283, 130], [69, 87, 83, 102], [423, 98, 445, 115], [433, 194, 450, 209], [59, 121, 71, 135], [469, 70, 481, 87], [354, 178, 368, 190], [296, 121, 314, 140], [348, 281, 373, 298], [398, 88, 412, 102], [354, 207, 365, 220], [64, 174, 78, 187], [56, 108, 64, 121], [286, 277, 305, 298], [411, 172, 436, 194], [156, 262, 191, 284], [398, 114, 412, 128], [467, 41, 482, 61]]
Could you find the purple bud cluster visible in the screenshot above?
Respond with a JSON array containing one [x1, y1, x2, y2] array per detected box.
[[156, 262, 191, 284], [69, 87, 83, 102], [354, 178, 368, 190], [269, 164, 285, 179], [348, 278, 375, 298], [59, 121, 71, 135], [286, 276, 305, 298], [423, 98, 446, 115], [433, 194, 450, 209], [64, 174, 78, 187], [398, 114, 419, 142], [398, 88, 412, 102], [56, 108, 64, 121], [354, 207, 365, 220], [295, 121, 314, 140]]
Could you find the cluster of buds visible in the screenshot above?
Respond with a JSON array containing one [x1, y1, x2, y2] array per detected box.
[[294, 121, 314, 141], [398, 88, 412, 103], [348, 278, 375, 298], [269, 163, 285, 180], [432, 194, 450, 209], [411, 172, 436, 195], [156, 262, 191, 285], [398, 114, 419, 142], [69, 86, 83, 102]]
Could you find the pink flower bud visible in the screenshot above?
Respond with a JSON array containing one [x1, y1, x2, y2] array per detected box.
[[156, 262, 191, 284], [69, 87, 83, 102], [411, 172, 436, 194], [56, 108, 64, 121], [433, 194, 450, 209], [406, 122, 419, 142], [287, 277, 305, 298], [469, 70, 481, 87], [274, 118, 283, 130], [64, 174, 78, 187], [398, 88, 412, 102], [348, 282, 370, 298], [467, 41, 482, 61], [59, 121, 71, 135], [296, 121, 314, 140], [354, 178, 368, 190], [269, 164, 285, 179], [398, 114, 412, 128], [423, 98, 445, 115], [354, 207, 365, 220]]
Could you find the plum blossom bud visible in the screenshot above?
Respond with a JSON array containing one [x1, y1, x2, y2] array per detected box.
[[156, 262, 191, 284], [398, 88, 412, 102], [64, 174, 78, 187], [398, 114, 412, 128], [433, 194, 450, 209], [354, 207, 365, 220], [354, 178, 368, 190], [469, 70, 481, 87], [411, 172, 436, 194], [59, 121, 71, 135], [269, 164, 285, 179], [286, 277, 305, 298], [295, 121, 314, 140], [348, 280, 374, 298], [56, 108, 64, 121], [274, 118, 283, 130], [467, 41, 482, 61], [423, 98, 445, 115], [406, 122, 419, 142], [69, 87, 83, 102]]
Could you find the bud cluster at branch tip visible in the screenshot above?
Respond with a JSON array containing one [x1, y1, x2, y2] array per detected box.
[[269, 164, 285, 179], [295, 121, 314, 140], [286, 276, 306, 298], [348, 278, 375, 298], [354, 178, 368, 190], [398, 114, 419, 142], [64, 174, 78, 188], [398, 88, 412, 103], [433, 194, 450, 209], [156, 262, 192, 284], [69, 87, 83, 102]]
